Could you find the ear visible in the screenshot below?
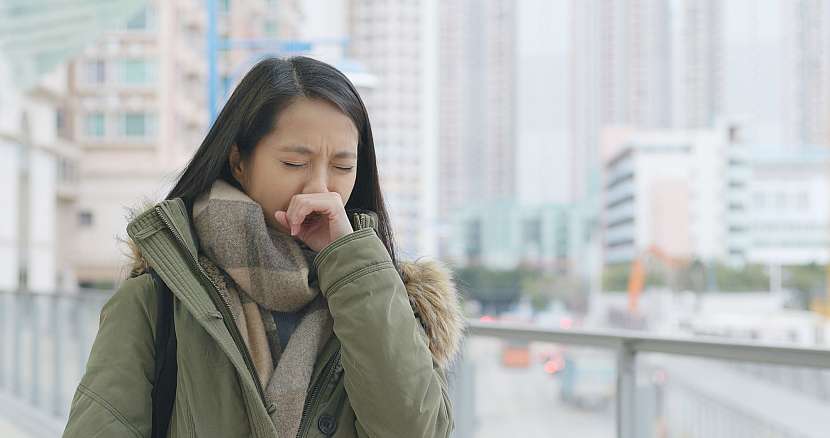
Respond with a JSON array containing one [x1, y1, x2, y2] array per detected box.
[[228, 144, 246, 187]]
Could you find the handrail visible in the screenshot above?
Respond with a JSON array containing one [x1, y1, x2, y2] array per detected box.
[[0, 289, 112, 297], [466, 320, 830, 369], [464, 320, 830, 438]]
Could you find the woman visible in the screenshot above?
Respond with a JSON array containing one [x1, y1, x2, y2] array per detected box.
[[63, 56, 464, 438]]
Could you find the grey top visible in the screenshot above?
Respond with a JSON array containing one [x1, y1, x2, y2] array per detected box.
[[272, 310, 302, 350]]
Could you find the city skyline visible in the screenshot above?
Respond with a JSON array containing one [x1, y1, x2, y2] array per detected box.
[[1, 0, 829, 289]]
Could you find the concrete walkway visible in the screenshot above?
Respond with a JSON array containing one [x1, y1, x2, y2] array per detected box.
[[0, 416, 33, 438], [0, 392, 64, 438]]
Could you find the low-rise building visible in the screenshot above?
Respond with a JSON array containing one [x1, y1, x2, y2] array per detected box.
[[447, 200, 588, 274], [600, 121, 751, 267]]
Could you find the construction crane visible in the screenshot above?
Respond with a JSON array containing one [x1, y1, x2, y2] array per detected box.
[[627, 245, 690, 314]]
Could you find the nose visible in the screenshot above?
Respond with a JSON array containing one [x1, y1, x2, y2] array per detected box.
[[301, 166, 328, 194]]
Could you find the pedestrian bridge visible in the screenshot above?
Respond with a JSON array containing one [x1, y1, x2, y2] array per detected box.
[[2, 289, 830, 438]]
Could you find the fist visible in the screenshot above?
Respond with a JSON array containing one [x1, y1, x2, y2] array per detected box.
[[273, 192, 354, 252]]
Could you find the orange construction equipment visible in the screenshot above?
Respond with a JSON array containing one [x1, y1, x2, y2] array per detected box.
[[627, 258, 646, 314], [811, 265, 830, 319]]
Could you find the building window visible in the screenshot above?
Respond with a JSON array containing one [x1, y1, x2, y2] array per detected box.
[[465, 219, 482, 260], [776, 193, 787, 209], [85, 112, 105, 137], [264, 19, 278, 36], [58, 157, 78, 184], [55, 109, 65, 132], [798, 192, 809, 210], [86, 60, 106, 84], [124, 112, 148, 137], [123, 59, 153, 84], [18, 267, 28, 290], [522, 217, 542, 244], [78, 211, 94, 227], [126, 7, 148, 30], [55, 108, 70, 139], [753, 192, 765, 208]]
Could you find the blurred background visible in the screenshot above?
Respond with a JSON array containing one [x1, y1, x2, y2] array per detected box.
[[2, 0, 830, 437]]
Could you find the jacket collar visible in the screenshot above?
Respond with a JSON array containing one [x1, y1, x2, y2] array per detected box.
[[159, 198, 199, 257]]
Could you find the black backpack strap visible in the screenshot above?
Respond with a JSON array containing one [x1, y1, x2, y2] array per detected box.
[[149, 269, 177, 438]]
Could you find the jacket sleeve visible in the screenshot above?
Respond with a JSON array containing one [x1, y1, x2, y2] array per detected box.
[[314, 228, 454, 438], [63, 274, 158, 438]]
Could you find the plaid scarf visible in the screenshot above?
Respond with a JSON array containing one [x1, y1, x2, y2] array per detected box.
[[193, 179, 333, 438]]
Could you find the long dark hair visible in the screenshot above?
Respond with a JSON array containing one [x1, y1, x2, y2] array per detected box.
[[167, 56, 398, 268]]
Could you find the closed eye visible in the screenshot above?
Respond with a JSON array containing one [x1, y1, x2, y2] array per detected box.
[[281, 162, 305, 168]]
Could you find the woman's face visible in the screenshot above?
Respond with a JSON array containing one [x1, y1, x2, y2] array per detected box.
[[229, 97, 360, 233]]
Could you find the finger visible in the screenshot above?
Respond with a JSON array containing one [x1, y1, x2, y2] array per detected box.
[[286, 194, 325, 224], [287, 195, 341, 232], [274, 210, 289, 229], [275, 210, 305, 236], [285, 195, 299, 224], [288, 198, 332, 227], [283, 195, 307, 235]]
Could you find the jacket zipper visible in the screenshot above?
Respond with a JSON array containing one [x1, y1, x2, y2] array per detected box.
[[155, 206, 269, 408], [295, 349, 342, 438]]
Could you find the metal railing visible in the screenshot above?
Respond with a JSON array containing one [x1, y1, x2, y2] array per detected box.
[[3, 289, 830, 438], [0, 290, 110, 437], [462, 320, 830, 438]]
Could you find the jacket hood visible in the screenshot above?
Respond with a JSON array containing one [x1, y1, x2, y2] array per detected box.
[[125, 203, 466, 369]]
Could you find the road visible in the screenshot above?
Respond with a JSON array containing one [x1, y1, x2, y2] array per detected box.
[[464, 337, 614, 438]]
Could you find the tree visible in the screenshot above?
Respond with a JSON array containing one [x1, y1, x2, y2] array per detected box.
[[453, 265, 586, 314], [783, 263, 826, 309], [602, 262, 668, 292], [712, 263, 769, 292], [602, 263, 630, 291], [453, 266, 523, 313], [520, 271, 581, 313]]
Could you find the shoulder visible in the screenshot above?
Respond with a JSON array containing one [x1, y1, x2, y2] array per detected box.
[[100, 273, 162, 332]]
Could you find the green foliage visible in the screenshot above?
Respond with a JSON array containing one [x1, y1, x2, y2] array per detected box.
[[711, 262, 769, 292], [602, 263, 630, 291], [452, 265, 585, 313], [602, 260, 769, 293], [453, 266, 524, 305], [782, 263, 826, 309], [601, 263, 667, 292]]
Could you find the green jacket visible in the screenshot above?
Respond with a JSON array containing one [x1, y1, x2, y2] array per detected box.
[[63, 199, 465, 438]]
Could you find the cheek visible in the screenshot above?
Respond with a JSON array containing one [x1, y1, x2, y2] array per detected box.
[[246, 164, 295, 213], [337, 174, 358, 204], [259, 184, 294, 215], [257, 189, 291, 230]]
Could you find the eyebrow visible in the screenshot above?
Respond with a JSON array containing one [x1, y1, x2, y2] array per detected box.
[[279, 144, 357, 160]]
